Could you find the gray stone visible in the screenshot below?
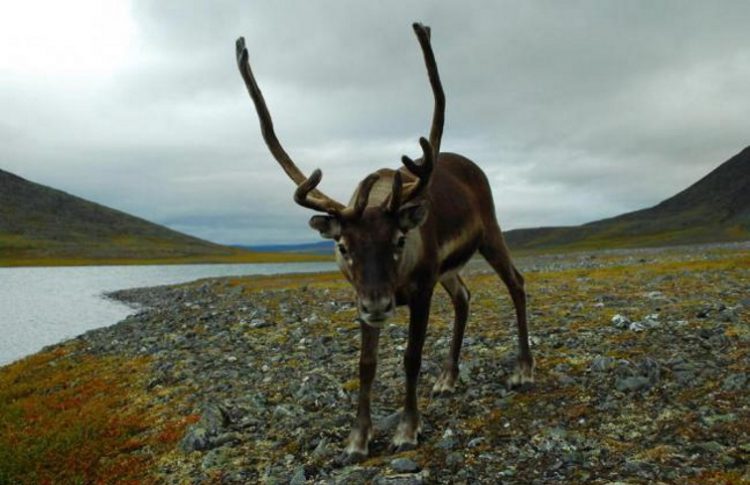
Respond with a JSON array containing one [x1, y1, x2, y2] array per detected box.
[[436, 436, 457, 450], [335, 467, 379, 484], [250, 318, 271, 328], [564, 450, 584, 464], [467, 437, 486, 448], [696, 306, 712, 319], [290, 466, 307, 485], [312, 437, 331, 459], [446, 451, 464, 468], [615, 376, 651, 392], [272, 404, 298, 420], [638, 357, 661, 384], [611, 314, 630, 329], [691, 441, 725, 454], [674, 372, 695, 384], [702, 413, 738, 426], [591, 355, 614, 372], [721, 373, 747, 391], [377, 411, 402, 433], [719, 307, 739, 323], [202, 403, 229, 432], [613, 360, 634, 377], [201, 448, 231, 470], [212, 431, 241, 447], [391, 457, 420, 473], [181, 426, 209, 452], [373, 474, 424, 485], [558, 373, 576, 385], [623, 459, 654, 476]]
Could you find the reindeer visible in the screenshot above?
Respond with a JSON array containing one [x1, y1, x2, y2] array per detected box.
[[235, 23, 534, 460]]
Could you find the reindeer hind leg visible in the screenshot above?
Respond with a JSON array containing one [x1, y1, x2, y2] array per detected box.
[[433, 272, 470, 395], [479, 225, 535, 388]]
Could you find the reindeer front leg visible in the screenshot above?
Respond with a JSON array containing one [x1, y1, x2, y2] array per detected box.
[[344, 321, 380, 461], [393, 287, 433, 450]]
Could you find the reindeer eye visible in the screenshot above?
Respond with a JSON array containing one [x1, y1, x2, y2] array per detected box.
[[337, 244, 348, 256], [396, 236, 406, 249]]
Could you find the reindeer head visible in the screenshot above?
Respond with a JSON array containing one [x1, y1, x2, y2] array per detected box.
[[307, 138, 434, 324], [236, 23, 444, 327]]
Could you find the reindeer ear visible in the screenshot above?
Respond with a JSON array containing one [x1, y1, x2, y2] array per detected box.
[[398, 201, 429, 231], [309, 215, 341, 239]]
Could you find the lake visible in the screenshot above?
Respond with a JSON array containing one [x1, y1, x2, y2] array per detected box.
[[0, 262, 337, 366]]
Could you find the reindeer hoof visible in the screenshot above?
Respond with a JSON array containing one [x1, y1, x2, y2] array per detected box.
[[391, 419, 421, 451], [337, 450, 367, 466], [392, 441, 418, 453], [432, 369, 458, 395], [507, 359, 535, 390], [342, 426, 371, 463]]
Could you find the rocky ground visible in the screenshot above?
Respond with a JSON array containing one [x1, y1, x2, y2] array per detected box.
[[50, 243, 750, 482]]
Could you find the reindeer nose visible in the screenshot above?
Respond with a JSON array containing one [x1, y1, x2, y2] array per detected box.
[[360, 295, 394, 320]]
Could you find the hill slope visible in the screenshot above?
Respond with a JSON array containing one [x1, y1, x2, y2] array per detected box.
[[505, 146, 750, 251], [0, 169, 302, 265], [241, 241, 334, 255]]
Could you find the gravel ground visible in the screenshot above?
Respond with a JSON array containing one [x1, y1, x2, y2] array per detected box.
[[71, 242, 749, 484]]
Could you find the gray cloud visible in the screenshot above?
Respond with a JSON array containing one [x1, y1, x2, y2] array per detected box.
[[2, 1, 749, 244]]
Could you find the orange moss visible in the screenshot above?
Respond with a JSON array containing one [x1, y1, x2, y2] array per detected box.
[[565, 403, 589, 421], [637, 444, 679, 463], [156, 414, 201, 444], [0, 344, 191, 484], [696, 470, 748, 485]]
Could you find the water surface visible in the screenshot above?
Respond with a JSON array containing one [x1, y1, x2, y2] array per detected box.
[[0, 262, 336, 366]]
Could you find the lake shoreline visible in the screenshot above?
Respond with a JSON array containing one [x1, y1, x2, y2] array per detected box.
[[2, 243, 749, 483], [0, 261, 338, 365], [0, 251, 332, 268]]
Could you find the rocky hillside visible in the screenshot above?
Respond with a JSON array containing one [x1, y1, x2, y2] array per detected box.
[[0, 169, 248, 263], [505, 146, 750, 251]]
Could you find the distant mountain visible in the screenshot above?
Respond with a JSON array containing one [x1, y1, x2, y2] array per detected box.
[[240, 241, 334, 255], [0, 169, 262, 264], [505, 146, 750, 251]]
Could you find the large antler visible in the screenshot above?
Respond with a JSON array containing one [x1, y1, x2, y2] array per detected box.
[[413, 22, 445, 157], [390, 23, 444, 210], [236, 37, 345, 215]]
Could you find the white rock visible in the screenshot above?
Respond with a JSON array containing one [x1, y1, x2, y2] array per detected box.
[[611, 314, 630, 328], [628, 322, 645, 332]]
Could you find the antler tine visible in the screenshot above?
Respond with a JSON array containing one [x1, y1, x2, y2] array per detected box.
[[388, 171, 403, 213], [236, 37, 345, 214], [412, 23, 445, 157], [293, 169, 339, 214], [399, 136, 435, 205], [347, 173, 381, 220]]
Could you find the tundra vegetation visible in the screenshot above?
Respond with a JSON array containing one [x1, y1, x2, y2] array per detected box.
[[1, 242, 748, 483]]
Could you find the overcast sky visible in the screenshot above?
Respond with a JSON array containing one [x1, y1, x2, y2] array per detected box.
[[1, 1, 748, 244]]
